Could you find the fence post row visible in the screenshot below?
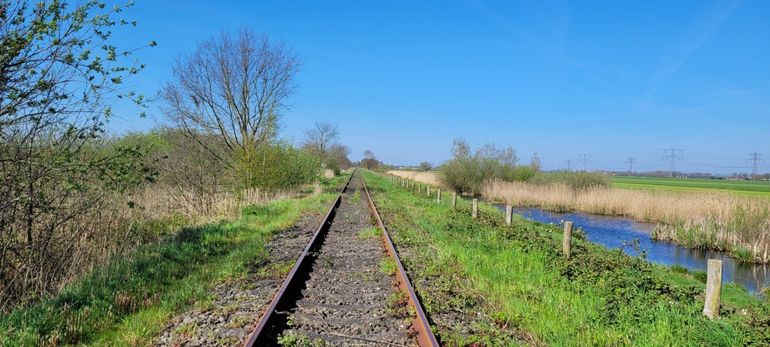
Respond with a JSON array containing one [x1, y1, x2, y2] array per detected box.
[[436, 188, 441, 203], [703, 259, 723, 319], [563, 221, 573, 259]]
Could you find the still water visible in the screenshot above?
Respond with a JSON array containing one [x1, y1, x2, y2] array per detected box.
[[500, 206, 769, 294]]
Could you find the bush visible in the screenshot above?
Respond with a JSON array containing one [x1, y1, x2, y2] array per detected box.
[[440, 158, 484, 195], [439, 139, 535, 195], [440, 158, 537, 195], [235, 143, 321, 191], [529, 171, 610, 190]]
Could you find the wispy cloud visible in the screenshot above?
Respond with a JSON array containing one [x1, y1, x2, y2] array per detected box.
[[468, 0, 610, 86], [703, 87, 768, 97], [643, 0, 742, 106], [468, 0, 546, 47]]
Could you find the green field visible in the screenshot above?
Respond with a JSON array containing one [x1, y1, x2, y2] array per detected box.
[[612, 176, 770, 197]]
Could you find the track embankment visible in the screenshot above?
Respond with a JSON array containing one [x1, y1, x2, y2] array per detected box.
[[246, 171, 436, 346]]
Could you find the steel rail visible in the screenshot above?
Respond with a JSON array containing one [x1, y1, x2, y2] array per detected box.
[[244, 172, 353, 346], [360, 174, 440, 347], [244, 170, 439, 346]]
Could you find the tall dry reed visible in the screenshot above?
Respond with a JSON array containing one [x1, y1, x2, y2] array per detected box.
[[483, 180, 770, 263], [131, 186, 298, 221], [388, 170, 441, 186], [0, 183, 297, 311]]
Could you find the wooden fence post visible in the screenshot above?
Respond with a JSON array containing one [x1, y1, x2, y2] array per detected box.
[[472, 198, 478, 219], [703, 259, 723, 319], [452, 192, 457, 208], [505, 205, 513, 225], [427, 186, 431, 196], [437, 188, 441, 203], [563, 221, 573, 259]]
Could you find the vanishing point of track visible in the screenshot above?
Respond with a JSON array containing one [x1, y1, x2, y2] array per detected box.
[[245, 170, 438, 346]]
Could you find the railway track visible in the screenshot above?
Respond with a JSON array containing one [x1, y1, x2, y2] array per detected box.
[[245, 170, 438, 346]]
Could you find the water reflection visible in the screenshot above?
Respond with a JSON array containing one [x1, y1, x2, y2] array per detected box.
[[501, 206, 770, 294]]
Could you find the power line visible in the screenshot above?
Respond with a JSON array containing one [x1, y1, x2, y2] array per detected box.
[[625, 157, 635, 173], [577, 154, 591, 172], [662, 148, 684, 177], [748, 152, 764, 180]]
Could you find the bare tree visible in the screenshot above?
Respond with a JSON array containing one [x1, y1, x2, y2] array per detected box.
[[530, 152, 541, 171], [361, 150, 381, 169], [303, 121, 339, 154], [452, 138, 471, 159], [302, 121, 352, 172], [329, 144, 352, 170], [161, 28, 300, 163]]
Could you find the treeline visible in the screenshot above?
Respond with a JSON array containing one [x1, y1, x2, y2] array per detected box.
[[0, 2, 349, 311], [439, 138, 608, 195]]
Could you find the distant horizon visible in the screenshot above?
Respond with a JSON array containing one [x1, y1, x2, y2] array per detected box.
[[107, 0, 769, 174], [388, 164, 770, 178]]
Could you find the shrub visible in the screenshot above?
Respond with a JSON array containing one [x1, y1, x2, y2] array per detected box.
[[235, 143, 321, 191], [440, 156, 536, 195], [439, 139, 533, 195]]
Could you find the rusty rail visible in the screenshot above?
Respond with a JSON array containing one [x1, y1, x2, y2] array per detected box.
[[244, 172, 352, 346], [360, 174, 439, 347], [244, 170, 439, 346]]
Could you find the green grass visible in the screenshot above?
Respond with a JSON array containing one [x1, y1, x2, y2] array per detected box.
[[363, 171, 770, 346], [612, 176, 770, 197], [356, 227, 381, 240], [0, 175, 348, 347]]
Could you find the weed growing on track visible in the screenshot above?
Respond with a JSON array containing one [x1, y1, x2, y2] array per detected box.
[[277, 331, 326, 347], [379, 258, 397, 276], [0, 176, 349, 346], [357, 227, 381, 240], [364, 171, 770, 346]]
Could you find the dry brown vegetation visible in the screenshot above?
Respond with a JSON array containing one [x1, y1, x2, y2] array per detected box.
[[389, 169, 770, 262], [484, 180, 770, 263], [388, 170, 441, 186]]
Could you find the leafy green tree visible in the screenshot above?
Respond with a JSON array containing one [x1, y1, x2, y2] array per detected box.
[[0, 0, 153, 309]]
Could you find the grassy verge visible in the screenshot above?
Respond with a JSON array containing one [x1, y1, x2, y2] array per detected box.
[[0, 175, 348, 347], [364, 171, 770, 346]]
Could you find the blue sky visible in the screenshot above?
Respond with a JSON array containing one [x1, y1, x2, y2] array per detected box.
[[110, 0, 770, 173]]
